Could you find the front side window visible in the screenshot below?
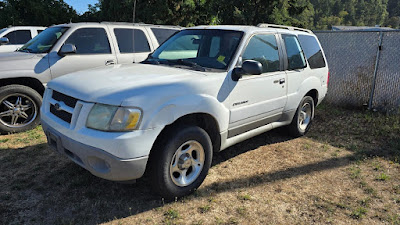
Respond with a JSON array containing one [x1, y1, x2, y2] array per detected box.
[[151, 28, 179, 44], [65, 28, 111, 54], [242, 34, 280, 73], [282, 34, 307, 70], [114, 28, 150, 53], [148, 29, 243, 71], [19, 26, 68, 53], [298, 35, 326, 69], [5, 30, 31, 44]]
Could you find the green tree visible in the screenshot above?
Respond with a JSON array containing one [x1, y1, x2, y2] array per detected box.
[[0, 0, 78, 28]]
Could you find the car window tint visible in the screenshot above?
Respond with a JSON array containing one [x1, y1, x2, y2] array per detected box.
[[65, 28, 111, 54], [151, 28, 178, 44], [242, 34, 280, 73], [158, 34, 200, 59], [282, 34, 307, 70], [298, 35, 326, 69], [114, 28, 150, 53], [37, 29, 44, 34], [209, 36, 221, 57], [5, 30, 32, 44]]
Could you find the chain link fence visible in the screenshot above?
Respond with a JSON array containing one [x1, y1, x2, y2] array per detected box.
[[315, 31, 400, 114]]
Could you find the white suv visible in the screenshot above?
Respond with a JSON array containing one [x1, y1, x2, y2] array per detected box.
[[0, 22, 180, 133], [41, 24, 329, 198], [0, 26, 46, 52]]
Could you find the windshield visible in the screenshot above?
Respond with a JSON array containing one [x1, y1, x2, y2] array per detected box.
[[18, 26, 69, 53], [0, 28, 7, 35], [147, 29, 243, 71]]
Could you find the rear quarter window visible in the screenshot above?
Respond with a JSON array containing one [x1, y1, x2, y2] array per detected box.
[[151, 28, 179, 44], [114, 28, 151, 53], [298, 35, 326, 69], [5, 30, 32, 44]]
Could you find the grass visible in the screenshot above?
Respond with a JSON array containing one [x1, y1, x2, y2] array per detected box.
[[0, 103, 399, 224]]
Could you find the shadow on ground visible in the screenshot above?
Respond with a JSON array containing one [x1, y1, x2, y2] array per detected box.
[[1, 106, 399, 224]]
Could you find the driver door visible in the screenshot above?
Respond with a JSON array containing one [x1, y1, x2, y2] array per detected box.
[[227, 33, 287, 137], [49, 27, 117, 79]]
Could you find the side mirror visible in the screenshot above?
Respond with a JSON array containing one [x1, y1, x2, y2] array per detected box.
[[232, 60, 263, 81], [0, 37, 9, 45], [58, 44, 77, 56]]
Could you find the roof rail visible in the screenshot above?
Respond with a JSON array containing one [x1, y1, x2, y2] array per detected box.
[[257, 23, 313, 34]]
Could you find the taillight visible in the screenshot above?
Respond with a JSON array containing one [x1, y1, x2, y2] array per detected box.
[[327, 71, 330, 86]]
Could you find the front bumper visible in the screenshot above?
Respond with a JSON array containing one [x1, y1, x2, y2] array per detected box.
[[42, 122, 148, 181]]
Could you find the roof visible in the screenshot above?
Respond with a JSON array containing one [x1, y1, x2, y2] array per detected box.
[[52, 22, 181, 29], [189, 24, 314, 35]]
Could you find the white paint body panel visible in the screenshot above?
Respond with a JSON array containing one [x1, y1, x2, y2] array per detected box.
[[0, 23, 180, 83], [0, 26, 46, 52], [41, 25, 329, 167]]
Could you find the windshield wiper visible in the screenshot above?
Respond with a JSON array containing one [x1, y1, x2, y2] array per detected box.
[[18, 48, 31, 53], [174, 59, 206, 72]]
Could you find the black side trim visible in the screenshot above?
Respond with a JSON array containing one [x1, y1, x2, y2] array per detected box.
[[227, 114, 282, 138]]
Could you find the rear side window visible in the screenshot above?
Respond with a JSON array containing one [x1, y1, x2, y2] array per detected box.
[[65, 28, 111, 54], [282, 34, 307, 70], [5, 30, 32, 44], [298, 35, 326, 69], [242, 34, 280, 73], [37, 29, 44, 34], [151, 28, 178, 44], [114, 29, 150, 53]]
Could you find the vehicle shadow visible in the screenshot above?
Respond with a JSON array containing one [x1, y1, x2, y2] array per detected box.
[[0, 123, 396, 224]]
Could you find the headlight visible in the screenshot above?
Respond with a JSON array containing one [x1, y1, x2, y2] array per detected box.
[[86, 104, 142, 131]]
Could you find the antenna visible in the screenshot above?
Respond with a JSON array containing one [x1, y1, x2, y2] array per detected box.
[[132, 0, 137, 23]]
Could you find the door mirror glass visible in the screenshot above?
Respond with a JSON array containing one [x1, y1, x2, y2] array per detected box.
[[0, 37, 9, 45], [58, 44, 77, 56]]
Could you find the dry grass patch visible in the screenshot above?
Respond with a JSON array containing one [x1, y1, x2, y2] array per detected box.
[[0, 104, 399, 224]]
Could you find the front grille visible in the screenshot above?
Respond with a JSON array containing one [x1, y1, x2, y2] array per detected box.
[[52, 91, 78, 108], [50, 104, 72, 123]]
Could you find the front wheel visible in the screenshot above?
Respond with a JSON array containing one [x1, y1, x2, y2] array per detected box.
[[0, 85, 42, 134], [288, 96, 315, 137], [148, 125, 213, 199]]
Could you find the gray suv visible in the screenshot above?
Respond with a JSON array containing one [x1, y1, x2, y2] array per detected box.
[[0, 22, 180, 134]]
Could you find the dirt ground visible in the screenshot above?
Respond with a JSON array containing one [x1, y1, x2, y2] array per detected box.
[[0, 104, 399, 225]]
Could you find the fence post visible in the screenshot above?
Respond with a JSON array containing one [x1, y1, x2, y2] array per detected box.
[[368, 31, 383, 110]]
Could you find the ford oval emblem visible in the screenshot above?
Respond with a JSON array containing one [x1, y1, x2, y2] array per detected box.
[[54, 103, 61, 111]]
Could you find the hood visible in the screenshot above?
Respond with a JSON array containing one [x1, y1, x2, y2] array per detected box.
[[0, 52, 45, 72], [48, 63, 208, 105], [0, 51, 36, 61]]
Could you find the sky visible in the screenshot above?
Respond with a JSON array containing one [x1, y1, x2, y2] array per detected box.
[[64, 0, 99, 14]]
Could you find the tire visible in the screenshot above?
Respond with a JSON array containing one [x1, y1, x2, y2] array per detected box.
[[148, 125, 213, 199], [288, 96, 315, 137], [0, 85, 42, 134]]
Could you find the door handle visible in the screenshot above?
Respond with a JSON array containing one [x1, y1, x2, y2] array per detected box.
[[105, 60, 115, 66], [274, 78, 286, 84]]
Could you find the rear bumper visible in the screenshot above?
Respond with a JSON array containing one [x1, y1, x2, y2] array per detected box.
[[42, 122, 148, 181]]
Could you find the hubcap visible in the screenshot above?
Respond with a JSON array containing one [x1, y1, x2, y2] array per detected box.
[[0, 94, 37, 128], [169, 140, 205, 187], [298, 102, 312, 131]]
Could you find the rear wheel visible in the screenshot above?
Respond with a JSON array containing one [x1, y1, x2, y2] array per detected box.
[[288, 96, 315, 137], [148, 125, 213, 199], [0, 85, 42, 134]]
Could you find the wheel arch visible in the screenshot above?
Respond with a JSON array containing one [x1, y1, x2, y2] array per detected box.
[[0, 77, 45, 96], [305, 89, 318, 106], [151, 112, 221, 155]]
